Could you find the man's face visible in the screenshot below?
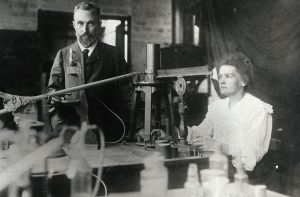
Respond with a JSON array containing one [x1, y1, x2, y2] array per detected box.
[[218, 65, 246, 97], [73, 9, 101, 48]]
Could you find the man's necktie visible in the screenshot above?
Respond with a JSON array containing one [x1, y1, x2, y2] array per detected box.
[[81, 49, 89, 123], [83, 49, 89, 64]]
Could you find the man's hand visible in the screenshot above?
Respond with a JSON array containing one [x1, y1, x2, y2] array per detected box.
[[47, 89, 66, 105], [48, 96, 65, 105]]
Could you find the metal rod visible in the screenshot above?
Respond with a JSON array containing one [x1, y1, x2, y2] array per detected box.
[[45, 72, 139, 98], [0, 72, 139, 115], [146, 44, 160, 74]]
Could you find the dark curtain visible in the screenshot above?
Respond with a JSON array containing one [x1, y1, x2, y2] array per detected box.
[[197, 0, 300, 137]]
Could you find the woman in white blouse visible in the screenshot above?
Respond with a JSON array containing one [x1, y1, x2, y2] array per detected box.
[[188, 52, 273, 171]]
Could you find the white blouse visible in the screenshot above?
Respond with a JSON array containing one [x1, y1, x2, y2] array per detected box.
[[188, 93, 273, 171]]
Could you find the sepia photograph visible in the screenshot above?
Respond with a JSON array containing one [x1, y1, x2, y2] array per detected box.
[[0, 0, 298, 196]]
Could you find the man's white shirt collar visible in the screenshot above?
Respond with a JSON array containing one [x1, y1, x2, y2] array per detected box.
[[78, 40, 98, 57]]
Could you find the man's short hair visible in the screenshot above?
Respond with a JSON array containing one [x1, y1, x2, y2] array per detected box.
[[74, 1, 101, 19], [218, 51, 254, 89]]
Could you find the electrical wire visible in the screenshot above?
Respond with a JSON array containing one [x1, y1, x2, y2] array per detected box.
[[94, 97, 126, 144], [100, 180, 108, 197], [90, 173, 108, 197], [92, 127, 105, 197]]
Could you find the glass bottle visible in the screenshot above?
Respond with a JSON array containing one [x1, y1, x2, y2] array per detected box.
[[67, 127, 92, 197], [226, 163, 252, 197], [68, 150, 92, 197], [184, 163, 202, 197], [140, 152, 168, 197], [209, 144, 228, 176]]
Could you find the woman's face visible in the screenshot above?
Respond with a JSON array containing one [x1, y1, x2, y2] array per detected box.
[[218, 65, 246, 97]]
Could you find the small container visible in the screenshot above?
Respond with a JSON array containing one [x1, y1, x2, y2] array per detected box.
[[140, 152, 168, 197], [67, 151, 92, 197], [177, 141, 188, 157], [200, 169, 226, 183], [184, 164, 202, 197], [155, 140, 169, 150], [209, 144, 228, 176], [225, 163, 252, 197], [203, 176, 229, 197], [188, 145, 200, 156], [170, 144, 179, 158], [157, 143, 171, 159], [253, 185, 267, 197]]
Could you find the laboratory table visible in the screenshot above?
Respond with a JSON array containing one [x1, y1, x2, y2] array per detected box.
[[82, 143, 214, 193], [41, 142, 214, 195], [0, 143, 289, 197]]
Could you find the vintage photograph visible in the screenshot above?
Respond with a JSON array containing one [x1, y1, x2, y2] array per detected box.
[[0, 0, 298, 197]]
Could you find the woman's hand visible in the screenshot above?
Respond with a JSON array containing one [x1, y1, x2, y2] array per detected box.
[[191, 136, 218, 151], [191, 136, 229, 154]]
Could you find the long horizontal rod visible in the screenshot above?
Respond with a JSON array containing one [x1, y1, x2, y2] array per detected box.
[[0, 72, 139, 115], [42, 72, 138, 99]]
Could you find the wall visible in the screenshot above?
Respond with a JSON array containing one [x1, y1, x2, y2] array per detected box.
[[39, 0, 131, 16], [0, 0, 38, 31], [131, 0, 172, 71]]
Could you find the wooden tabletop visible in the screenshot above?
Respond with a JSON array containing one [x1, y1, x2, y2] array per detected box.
[[28, 143, 210, 173], [63, 143, 210, 167], [101, 143, 211, 167], [0, 143, 209, 175]]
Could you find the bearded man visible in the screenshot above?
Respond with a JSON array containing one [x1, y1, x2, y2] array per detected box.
[[47, 2, 131, 143]]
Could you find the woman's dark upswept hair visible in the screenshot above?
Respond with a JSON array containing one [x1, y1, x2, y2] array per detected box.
[[74, 1, 101, 19], [218, 51, 254, 90]]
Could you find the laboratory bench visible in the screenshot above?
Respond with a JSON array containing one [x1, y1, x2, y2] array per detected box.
[[58, 143, 214, 193], [97, 143, 214, 193], [35, 142, 214, 196], [0, 143, 289, 197]]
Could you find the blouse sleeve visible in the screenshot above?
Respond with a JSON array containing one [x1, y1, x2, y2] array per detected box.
[[187, 104, 215, 144], [232, 104, 273, 171]]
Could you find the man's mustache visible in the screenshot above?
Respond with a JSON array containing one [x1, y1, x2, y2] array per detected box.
[[80, 33, 91, 38]]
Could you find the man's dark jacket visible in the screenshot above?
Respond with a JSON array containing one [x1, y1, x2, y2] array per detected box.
[[47, 41, 131, 142]]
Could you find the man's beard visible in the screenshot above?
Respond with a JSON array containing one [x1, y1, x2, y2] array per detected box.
[[79, 33, 97, 48]]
